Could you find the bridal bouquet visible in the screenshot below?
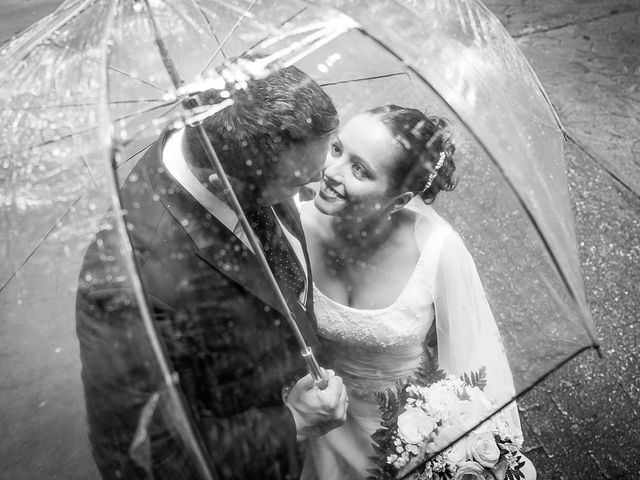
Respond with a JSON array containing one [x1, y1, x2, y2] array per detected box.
[[369, 362, 525, 480]]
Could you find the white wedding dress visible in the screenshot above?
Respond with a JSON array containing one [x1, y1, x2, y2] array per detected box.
[[301, 201, 521, 480]]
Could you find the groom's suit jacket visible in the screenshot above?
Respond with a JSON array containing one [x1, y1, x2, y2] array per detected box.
[[76, 127, 318, 480]]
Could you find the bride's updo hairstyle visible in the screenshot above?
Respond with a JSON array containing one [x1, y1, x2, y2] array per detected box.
[[367, 105, 457, 204]]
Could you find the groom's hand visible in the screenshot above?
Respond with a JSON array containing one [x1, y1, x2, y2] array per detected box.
[[285, 368, 348, 441]]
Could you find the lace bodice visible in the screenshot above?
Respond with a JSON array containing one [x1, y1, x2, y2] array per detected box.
[[314, 234, 439, 401]]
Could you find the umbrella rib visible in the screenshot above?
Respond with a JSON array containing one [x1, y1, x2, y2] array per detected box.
[[48, 41, 168, 93], [115, 105, 183, 160], [278, 7, 310, 28], [0, 195, 82, 295], [260, 26, 332, 64], [201, 0, 258, 18], [0, 125, 95, 162], [200, 0, 259, 74], [8, 99, 167, 111], [281, 26, 350, 67], [0, 99, 176, 162], [251, 17, 355, 70], [353, 26, 597, 344], [249, 17, 349, 54], [116, 140, 156, 170], [258, 20, 337, 47], [80, 153, 99, 189], [320, 71, 408, 87], [162, 2, 204, 34], [191, 0, 228, 60], [198, 5, 310, 72], [566, 132, 640, 197], [111, 99, 179, 126], [242, 6, 309, 54]]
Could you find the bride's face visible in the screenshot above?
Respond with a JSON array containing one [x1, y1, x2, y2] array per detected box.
[[314, 114, 400, 218]]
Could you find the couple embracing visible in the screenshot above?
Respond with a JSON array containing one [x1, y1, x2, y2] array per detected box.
[[76, 65, 535, 480]]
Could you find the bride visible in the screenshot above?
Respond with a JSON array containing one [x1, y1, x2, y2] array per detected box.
[[299, 105, 536, 479]]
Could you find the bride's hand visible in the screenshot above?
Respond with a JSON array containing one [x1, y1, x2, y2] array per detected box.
[[285, 368, 349, 441]]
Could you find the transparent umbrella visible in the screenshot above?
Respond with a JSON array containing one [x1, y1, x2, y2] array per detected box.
[[0, 0, 598, 479]]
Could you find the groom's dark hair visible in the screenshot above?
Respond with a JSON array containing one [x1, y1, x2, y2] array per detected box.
[[186, 64, 338, 182]]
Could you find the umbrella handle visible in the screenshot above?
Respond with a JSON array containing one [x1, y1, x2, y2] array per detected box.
[[301, 347, 329, 390]]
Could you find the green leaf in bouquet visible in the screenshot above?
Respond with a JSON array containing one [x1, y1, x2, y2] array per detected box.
[[366, 464, 395, 480], [371, 430, 387, 445], [376, 389, 399, 424], [434, 470, 454, 480], [414, 347, 446, 387], [504, 453, 526, 480], [462, 365, 488, 390], [367, 450, 397, 480]]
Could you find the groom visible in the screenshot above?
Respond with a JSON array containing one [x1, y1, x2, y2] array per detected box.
[[76, 65, 346, 479]]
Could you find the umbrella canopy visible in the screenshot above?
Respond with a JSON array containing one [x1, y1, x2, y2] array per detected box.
[[0, 0, 597, 478]]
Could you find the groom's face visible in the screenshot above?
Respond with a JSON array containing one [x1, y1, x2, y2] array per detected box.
[[255, 136, 329, 206]]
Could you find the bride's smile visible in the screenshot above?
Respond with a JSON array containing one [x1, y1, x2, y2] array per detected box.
[[314, 113, 404, 219], [318, 175, 346, 201]]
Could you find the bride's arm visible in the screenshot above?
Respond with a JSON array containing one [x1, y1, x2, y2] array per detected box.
[[432, 231, 522, 435]]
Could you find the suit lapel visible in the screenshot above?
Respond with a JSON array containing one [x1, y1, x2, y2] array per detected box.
[[144, 131, 281, 313], [143, 129, 318, 347]]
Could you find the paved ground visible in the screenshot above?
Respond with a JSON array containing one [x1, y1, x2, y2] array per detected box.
[[1, 1, 638, 479], [486, 2, 640, 478]]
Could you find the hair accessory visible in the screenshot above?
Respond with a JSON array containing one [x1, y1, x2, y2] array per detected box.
[[423, 151, 446, 192]]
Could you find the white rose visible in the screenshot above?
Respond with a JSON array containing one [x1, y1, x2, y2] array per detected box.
[[449, 400, 487, 436], [425, 383, 460, 416], [453, 461, 485, 480], [444, 439, 469, 466], [396, 408, 437, 444], [466, 432, 500, 468], [429, 400, 487, 453]]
